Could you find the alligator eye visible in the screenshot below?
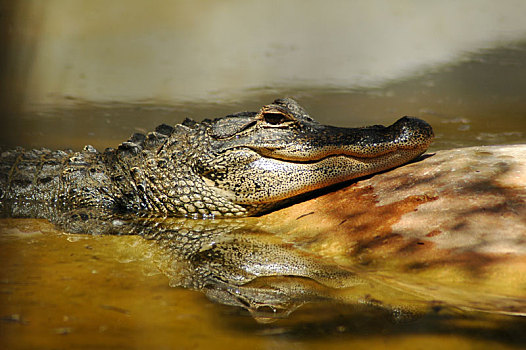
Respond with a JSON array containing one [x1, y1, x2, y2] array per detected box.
[[263, 112, 289, 125], [257, 104, 296, 127]]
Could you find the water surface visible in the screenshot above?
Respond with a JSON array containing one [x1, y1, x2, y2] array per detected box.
[[2, 43, 525, 152]]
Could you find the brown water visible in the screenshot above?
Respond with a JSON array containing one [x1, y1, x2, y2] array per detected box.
[[1, 45, 526, 349], [2, 219, 526, 350]]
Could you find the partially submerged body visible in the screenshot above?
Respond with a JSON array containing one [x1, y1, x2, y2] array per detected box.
[[0, 98, 437, 320], [0, 98, 433, 230]]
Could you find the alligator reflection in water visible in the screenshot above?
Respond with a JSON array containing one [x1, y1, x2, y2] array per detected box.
[[0, 98, 436, 322], [106, 214, 393, 323], [108, 144, 525, 323]]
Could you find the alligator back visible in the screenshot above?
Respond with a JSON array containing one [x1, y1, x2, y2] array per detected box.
[[0, 146, 113, 220], [0, 121, 204, 227]]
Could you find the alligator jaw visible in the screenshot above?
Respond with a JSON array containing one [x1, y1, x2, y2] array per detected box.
[[233, 146, 427, 205], [206, 112, 434, 209]]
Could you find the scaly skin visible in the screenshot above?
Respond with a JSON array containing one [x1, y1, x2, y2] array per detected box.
[[0, 98, 434, 318], [0, 98, 433, 228]]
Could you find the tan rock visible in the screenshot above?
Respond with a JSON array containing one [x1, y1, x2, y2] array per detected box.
[[259, 145, 526, 315]]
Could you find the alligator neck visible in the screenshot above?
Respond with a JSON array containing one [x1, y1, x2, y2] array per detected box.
[[100, 125, 252, 218]]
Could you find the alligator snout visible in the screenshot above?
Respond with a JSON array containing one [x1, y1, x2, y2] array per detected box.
[[390, 117, 434, 150]]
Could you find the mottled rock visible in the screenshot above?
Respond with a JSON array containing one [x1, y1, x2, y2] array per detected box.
[[261, 145, 526, 315]]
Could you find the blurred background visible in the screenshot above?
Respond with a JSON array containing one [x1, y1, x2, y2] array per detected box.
[[1, 0, 525, 150]]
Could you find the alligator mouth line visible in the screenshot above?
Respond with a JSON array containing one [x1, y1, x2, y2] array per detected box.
[[247, 146, 426, 164], [223, 146, 429, 205]]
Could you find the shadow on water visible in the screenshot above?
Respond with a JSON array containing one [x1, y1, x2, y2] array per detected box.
[[218, 303, 526, 346]]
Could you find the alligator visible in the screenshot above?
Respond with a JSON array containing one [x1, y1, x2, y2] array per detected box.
[[0, 98, 433, 319], [0, 98, 433, 232]]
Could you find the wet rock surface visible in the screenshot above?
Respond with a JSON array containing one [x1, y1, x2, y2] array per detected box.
[[261, 145, 526, 315]]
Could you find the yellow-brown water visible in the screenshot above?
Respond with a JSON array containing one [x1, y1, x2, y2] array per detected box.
[[2, 41, 526, 350], [2, 218, 526, 350]]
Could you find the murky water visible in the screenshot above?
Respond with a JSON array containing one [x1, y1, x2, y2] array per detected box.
[[2, 218, 526, 350], [1, 45, 526, 349]]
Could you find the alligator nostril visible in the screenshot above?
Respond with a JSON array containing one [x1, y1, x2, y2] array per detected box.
[[393, 117, 434, 147]]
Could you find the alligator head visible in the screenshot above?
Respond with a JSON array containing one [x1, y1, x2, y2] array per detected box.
[[0, 98, 433, 222], [144, 98, 433, 217]]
